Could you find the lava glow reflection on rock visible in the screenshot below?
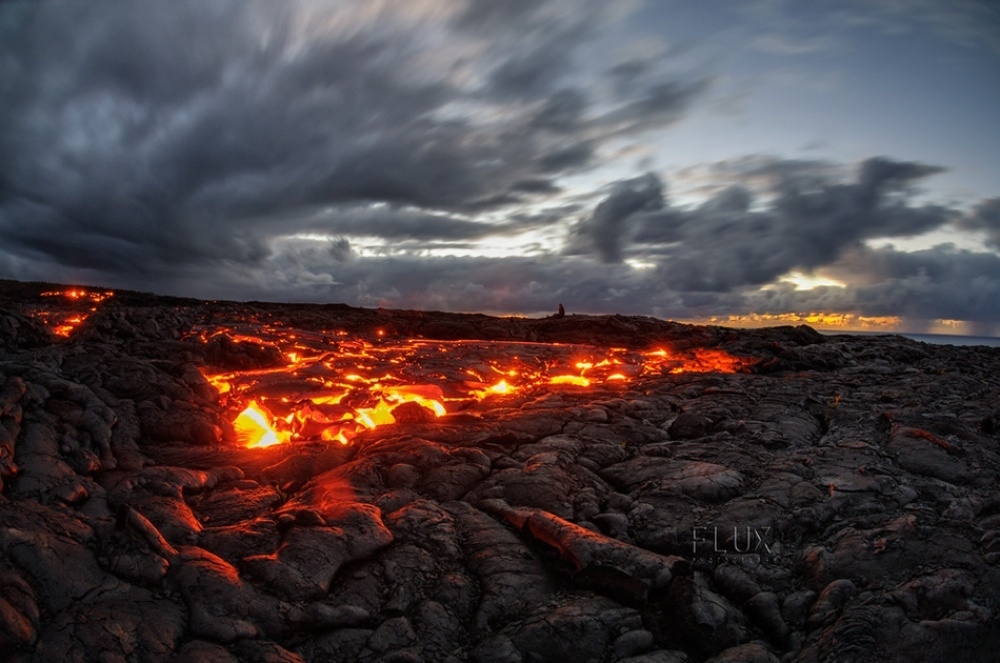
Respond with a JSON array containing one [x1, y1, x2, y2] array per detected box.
[[198, 327, 748, 449]]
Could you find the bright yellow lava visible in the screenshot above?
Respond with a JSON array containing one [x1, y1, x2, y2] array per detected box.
[[234, 403, 288, 448], [549, 375, 591, 387], [490, 379, 511, 394]]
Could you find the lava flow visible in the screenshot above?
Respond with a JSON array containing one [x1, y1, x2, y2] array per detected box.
[[199, 325, 748, 449], [29, 288, 115, 337]]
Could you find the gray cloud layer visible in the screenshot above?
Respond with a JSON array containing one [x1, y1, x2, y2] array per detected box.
[[629, 157, 953, 292], [1, 1, 998, 330], [1, 0, 702, 271]]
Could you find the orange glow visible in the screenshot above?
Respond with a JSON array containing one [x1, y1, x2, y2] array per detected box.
[[355, 399, 395, 429], [490, 379, 511, 394], [322, 428, 351, 445], [197, 326, 749, 450], [234, 403, 288, 448], [549, 375, 591, 387], [470, 378, 517, 399], [53, 316, 85, 337], [387, 389, 447, 417], [697, 312, 902, 331], [29, 288, 115, 337], [308, 391, 347, 405], [40, 288, 114, 303]]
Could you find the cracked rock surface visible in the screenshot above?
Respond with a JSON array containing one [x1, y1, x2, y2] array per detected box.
[[2, 282, 1000, 662]]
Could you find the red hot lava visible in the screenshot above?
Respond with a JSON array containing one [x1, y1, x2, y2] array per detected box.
[[197, 325, 748, 449], [29, 288, 115, 337]]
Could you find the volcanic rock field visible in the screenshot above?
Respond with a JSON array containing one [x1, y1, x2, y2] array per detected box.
[[2, 280, 999, 662]]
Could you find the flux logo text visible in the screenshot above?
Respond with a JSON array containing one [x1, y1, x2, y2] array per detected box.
[[691, 525, 775, 555]]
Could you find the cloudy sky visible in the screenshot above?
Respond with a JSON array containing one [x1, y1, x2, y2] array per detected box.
[[2, 0, 999, 334]]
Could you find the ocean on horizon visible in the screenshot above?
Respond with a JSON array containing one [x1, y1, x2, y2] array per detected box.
[[822, 330, 1000, 348], [901, 333, 1000, 348]]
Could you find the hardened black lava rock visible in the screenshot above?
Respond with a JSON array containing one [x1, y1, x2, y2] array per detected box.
[[1, 280, 999, 662]]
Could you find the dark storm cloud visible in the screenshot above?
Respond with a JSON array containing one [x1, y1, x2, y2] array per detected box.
[[571, 173, 665, 262], [793, 244, 1000, 324], [199, 253, 664, 317], [856, 158, 946, 194], [288, 205, 521, 242], [328, 238, 353, 263], [622, 157, 955, 291], [958, 198, 1000, 249], [0, 0, 703, 283], [601, 79, 711, 135], [567, 155, 950, 286]]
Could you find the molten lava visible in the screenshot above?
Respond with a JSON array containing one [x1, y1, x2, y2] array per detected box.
[[234, 402, 288, 448], [29, 288, 115, 337], [198, 325, 749, 450]]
